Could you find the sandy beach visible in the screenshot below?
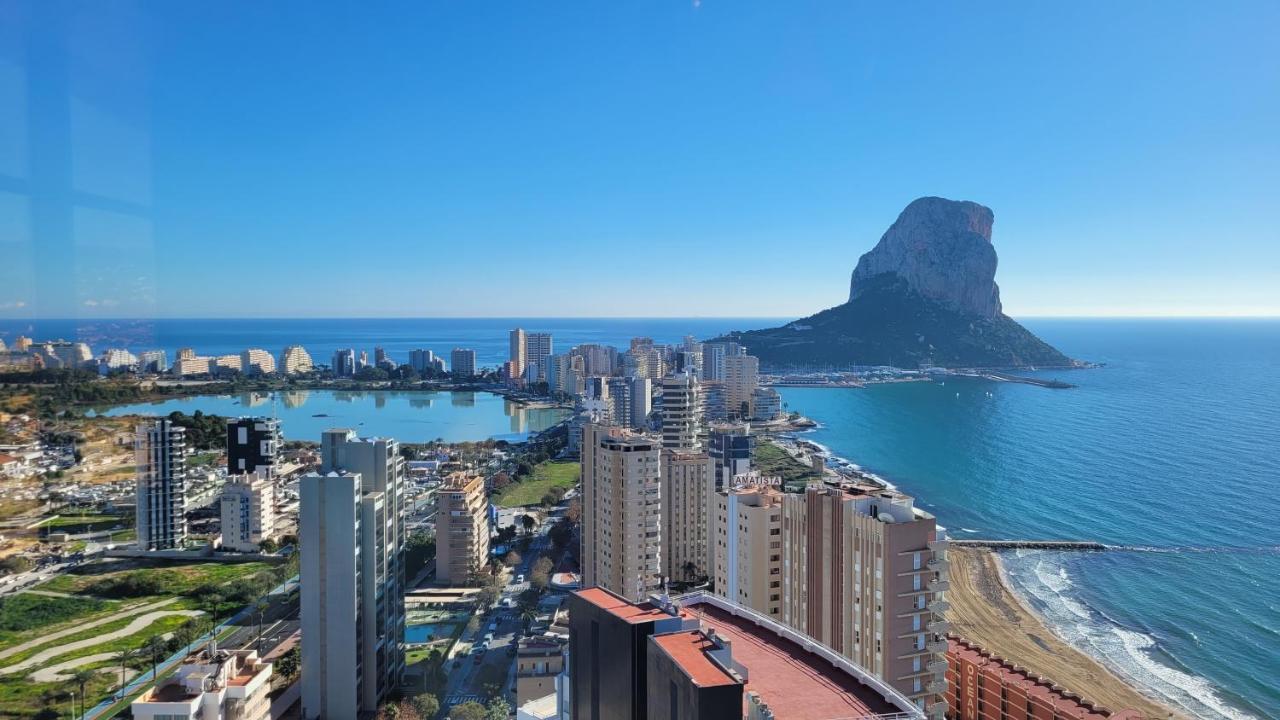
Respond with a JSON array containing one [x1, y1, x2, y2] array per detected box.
[[946, 547, 1183, 719]]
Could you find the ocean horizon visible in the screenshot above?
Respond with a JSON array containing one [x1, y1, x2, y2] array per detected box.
[[3, 316, 1277, 717]]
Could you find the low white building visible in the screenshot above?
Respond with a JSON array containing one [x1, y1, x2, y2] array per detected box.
[[131, 649, 272, 720]]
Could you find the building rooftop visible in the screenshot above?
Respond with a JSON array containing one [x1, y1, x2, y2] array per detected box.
[[652, 630, 739, 688], [947, 638, 1124, 720], [682, 600, 909, 719], [575, 587, 692, 624]]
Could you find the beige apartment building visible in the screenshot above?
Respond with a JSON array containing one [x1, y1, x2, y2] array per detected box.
[[722, 353, 759, 420], [659, 449, 714, 584], [219, 472, 275, 552], [660, 372, 704, 451], [279, 344, 314, 375], [580, 423, 662, 602], [435, 472, 491, 585], [781, 482, 949, 718], [712, 482, 785, 618]]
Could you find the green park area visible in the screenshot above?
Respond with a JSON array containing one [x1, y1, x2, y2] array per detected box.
[[492, 460, 579, 508], [753, 440, 821, 489], [0, 558, 287, 718]]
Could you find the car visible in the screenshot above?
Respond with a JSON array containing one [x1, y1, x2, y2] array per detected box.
[[515, 574, 525, 584]]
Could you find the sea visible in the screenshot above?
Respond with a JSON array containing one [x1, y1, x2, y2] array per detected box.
[[2, 316, 1276, 717]]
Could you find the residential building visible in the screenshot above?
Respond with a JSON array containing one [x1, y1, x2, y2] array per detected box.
[[308, 429, 407, 714], [781, 482, 949, 717], [12, 336, 32, 352], [139, 349, 169, 373], [240, 348, 276, 376], [571, 343, 617, 377], [660, 372, 704, 451], [510, 328, 527, 378], [628, 376, 652, 428], [0, 351, 39, 373], [945, 637, 1143, 720], [660, 450, 714, 583], [708, 424, 754, 491], [722, 354, 760, 420], [220, 472, 275, 552], [606, 377, 631, 429], [131, 649, 272, 720], [135, 419, 188, 551], [712, 483, 784, 617], [525, 332, 553, 381], [515, 637, 565, 707], [435, 472, 490, 584], [213, 354, 242, 374], [279, 345, 313, 375], [333, 348, 357, 377], [227, 417, 280, 477], [701, 343, 726, 382], [751, 387, 783, 421], [96, 348, 138, 374], [37, 340, 93, 369], [409, 348, 444, 374], [580, 424, 662, 602], [567, 587, 921, 720], [451, 348, 477, 377]]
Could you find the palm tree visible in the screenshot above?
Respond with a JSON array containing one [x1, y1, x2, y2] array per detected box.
[[113, 648, 138, 698], [70, 668, 96, 717], [144, 634, 166, 683]]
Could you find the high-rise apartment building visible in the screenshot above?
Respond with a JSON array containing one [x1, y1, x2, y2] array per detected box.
[[131, 649, 273, 720], [712, 483, 784, 617], [303, 429, 407, 715], [660, 372, 704, 451], [606, 377, 632, 429], [525, 332, 553, 381], [240, 348, 276, 376], [722, 354, 759, 420], [581, 424, 662, 602], [571, 343, 617, 377], [708, 424, 754, 491], [751, 386, 782, 421], [628, 376, 652, 428], [434, 472, 491, 584], [220, 472, 275, 552], [509, 328, 527, 378], [135, 419, 188, 551], [660, 450, 714, 583], [450, 348, 477, 377], [781, 483, 949, 717], [227, 417, 280, 477], [332, 348, 357, 377], [138, 349, 169, 374], [701, 343, 725, 381], [279, 345, 313, 375], [409, 349, 444, 375]]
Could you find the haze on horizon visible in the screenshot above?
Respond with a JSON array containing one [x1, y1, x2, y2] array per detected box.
[[1, 2, 1277, 321]]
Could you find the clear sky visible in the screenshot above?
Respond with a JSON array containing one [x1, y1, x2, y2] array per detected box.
[[1, 1, 1277, 319]]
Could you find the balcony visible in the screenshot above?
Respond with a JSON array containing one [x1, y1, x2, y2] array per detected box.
[[925, 679, 947, 695], [927, 599, 950, 614], [927, 539, 948, 553], [928, 579, 949, 593], [926, 620, 951, 635], [926, 558, 947, 572], [926, 640, 947, 654]]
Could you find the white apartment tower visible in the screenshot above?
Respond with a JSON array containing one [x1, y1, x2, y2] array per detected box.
[[301, 429, 407, 717], [580, 423, 663, 602], [722, 353, 760, 420], [135, 419, 188, 551], [525, 332, 553, 382], [279, 345, 314, 375], [450, 348, 477, 377], [660, 372, 704, 451], [509, 328, 527, 378], [220, 472, 275, 553]]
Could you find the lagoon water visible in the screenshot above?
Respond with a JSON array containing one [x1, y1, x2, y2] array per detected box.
[[95, 390, 568, 443], [12, 316, 1279, 716], [780, 319, 1280, 720]]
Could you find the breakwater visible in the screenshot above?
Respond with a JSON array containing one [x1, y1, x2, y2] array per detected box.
[[950, 539, 1106, 551]]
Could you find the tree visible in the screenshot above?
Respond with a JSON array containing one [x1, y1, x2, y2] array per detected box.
[[274, 645, 300, 681], [70, 667, 96, 717], [449, 701, 486, 720], [145, 634, 166, 682], [258, 538, 278, 554], [565, 498, 581, 524], [113, 647, 138, 697], [520, 514, 535, 534], [485, 698, 511, 720], [411, 693, 440, 718], [503, 550, 521, 567]]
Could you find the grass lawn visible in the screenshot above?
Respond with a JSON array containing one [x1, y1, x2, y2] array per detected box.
[[42, 513, 124, 528], [492, 460, 579, 508], [753, 440, 821, 489], [38, 559, 274, 597]]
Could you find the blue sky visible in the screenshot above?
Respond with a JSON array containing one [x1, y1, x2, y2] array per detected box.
[[1, 1, 1277, 319]]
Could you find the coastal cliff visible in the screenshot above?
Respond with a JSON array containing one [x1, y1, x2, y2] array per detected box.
[[716, 197, 1073, 369]]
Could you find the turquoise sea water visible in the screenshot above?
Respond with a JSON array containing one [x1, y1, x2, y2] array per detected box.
[[94, 390, 568, 443], [779, 319, 1280, 719]]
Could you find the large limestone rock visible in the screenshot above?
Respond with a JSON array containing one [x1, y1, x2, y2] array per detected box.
[[849, 197, 1002, 318]]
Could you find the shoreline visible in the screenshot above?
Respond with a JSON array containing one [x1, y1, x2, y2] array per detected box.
[[947, 547, 1185, 719]]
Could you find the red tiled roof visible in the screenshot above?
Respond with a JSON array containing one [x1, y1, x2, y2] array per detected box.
[[575, 587, 690, 624], [686, 604, 900, 719], [652, 630, 738, 688]]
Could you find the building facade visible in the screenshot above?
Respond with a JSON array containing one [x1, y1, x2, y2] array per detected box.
[[660, 450, 715, 584], [135, 419, 188, 551], [712, 483, 784, 618], [451, 348, 477, 377], [660, 372, 704, 451], [240, 348, 276, 376], [279, 345, 313, 375], [332, 348, 357, 377], [708, 424, 754, 491], [722, 354, 759, 420], [581, 424, 662, 602], [220, 472, 275, 552], [227, 417, 281, 477], [131, 649, 272, 720], [435, 472, 491, 584]]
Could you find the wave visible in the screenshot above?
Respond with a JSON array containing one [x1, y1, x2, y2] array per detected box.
[[1003, 551, 1259, 720]]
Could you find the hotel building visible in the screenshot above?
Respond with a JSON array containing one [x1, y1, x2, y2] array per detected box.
[[135, 419, 188, 551], [279, 345, 313, 375], [581, 423, 662, 602], [435, 472, 491, 584], [240, 348, 276, 376]]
